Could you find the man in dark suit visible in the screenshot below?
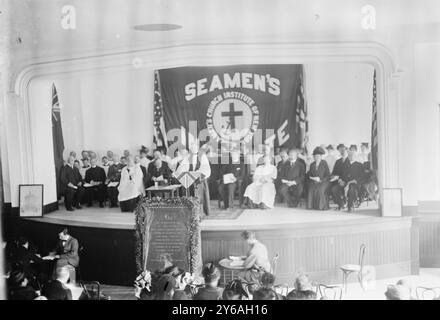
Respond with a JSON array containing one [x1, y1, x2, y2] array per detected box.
[[8, 270, 39, 300], [106, 155, 125, 207], [218, 150, 246, 209], [42, 266, 72, 300], [60, 156, 84, 211], [13, 237, 43, 280], [51, 228, 80, 274], [147, 157, 171, 188], [330, 144, 351, 210], [84, 157, 107, 207], [344, 145, 366, 211], [279, 149, 306, 207]]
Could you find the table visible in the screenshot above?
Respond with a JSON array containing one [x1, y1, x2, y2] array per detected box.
[[146, 184, 181, 199], [218, 257, 246, 284]]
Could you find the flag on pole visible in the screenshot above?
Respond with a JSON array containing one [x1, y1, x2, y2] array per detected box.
[[296, 65, 309, 155], [153, 70, 168, 149], [52, 83, 65, 199], [371, 70, 378, 171]]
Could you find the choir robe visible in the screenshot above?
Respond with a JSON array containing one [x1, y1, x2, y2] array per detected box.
[[244, 163, 277, 209], [190, 154, 211, 216], [278, 159, 306, 207], [84, 166, 107, 204], [118, 165, 144, 212], [307, 160, 330, 210]]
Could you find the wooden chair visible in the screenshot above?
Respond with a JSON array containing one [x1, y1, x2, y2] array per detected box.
[[319, 284, 343, 300], [415, 286, 440, 300], [340, 244, 367, 293], [270, 253, 279, 276]]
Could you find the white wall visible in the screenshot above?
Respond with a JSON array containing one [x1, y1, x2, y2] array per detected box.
[[305, 63, 374, 150], [415, 44, 440, 201]]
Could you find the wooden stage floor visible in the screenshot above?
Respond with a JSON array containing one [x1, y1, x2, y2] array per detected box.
[[25, 203, 381, 231]]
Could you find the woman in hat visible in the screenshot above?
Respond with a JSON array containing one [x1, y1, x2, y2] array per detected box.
[[306, 146, 330, 210]]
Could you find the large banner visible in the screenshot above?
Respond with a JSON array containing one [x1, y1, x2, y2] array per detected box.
[[154, 64, 308, 154]]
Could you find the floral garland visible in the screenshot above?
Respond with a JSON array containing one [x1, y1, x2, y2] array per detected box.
[[134, 196, 203, 275]]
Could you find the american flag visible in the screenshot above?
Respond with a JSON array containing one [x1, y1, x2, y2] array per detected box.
[[371, 69, 378, 170], [296, 66, 309, 154], [153, 70, 168, 149]]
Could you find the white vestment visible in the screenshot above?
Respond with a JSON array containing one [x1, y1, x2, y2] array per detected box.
[[244, 163, 277, 208], [118, 165, 145, 202], [140, 157, 150, 169]]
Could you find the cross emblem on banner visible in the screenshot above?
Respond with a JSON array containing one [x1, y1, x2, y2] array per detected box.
[[177, 171, 201, 189], [221, 102, 243, 130]]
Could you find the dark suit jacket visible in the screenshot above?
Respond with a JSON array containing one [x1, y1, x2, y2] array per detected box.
[[43, 280, 73, 300], [84, 166, 106, 184], [14, 245, 42, 276], [54, 236, 79, 268], [60, 165, 82, 193], [331, 157, 350, 181], [146, 162, 171, 187], [345, 161, 365, 184], [279, 160, 306, 185]]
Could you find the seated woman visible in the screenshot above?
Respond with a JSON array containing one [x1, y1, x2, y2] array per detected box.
[[193, 263, 223, 300], [306, 147, 330, 210], [117, 156, 144, 212], [243, 155, 277, 209], [238, 231, 271, 290]]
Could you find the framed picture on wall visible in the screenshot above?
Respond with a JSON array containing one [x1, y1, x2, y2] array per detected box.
[[19, 184, 44, 217]]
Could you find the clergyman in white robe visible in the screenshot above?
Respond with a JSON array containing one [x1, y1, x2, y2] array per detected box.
[[118, 161, 144, 212], [244, 159, 277, 209]]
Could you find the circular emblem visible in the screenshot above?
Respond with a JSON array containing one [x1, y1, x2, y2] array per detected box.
[[206, 91, 259, 144]]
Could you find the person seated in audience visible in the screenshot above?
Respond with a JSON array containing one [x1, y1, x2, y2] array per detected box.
[[12, 236, 43, 283], [193, 263, 223, 300], [8, 270, 39, 300], [138, 145, 150, 169], [279, 148, 306, 208], [218, 149, 246, 210], [384, 284, 411, 300], [118, 155, 144, 212], [84, 158, 107, 208], [222, 279, 251, 300], [42, 266, 72, 300], [239, 231, 271, 289], [147, 157, 172, 188], [60, 155, 84, 211], [253, 287, 278, 300], [286, 274, 317, 300], [153, 274, 176, 300], [260, 272, 285, 300], [49, 228, 80, 280], [243, 155, 277, 209], [106, 154, 124, 208], [101, 156, 110, 177], [79, 158, 91, 180], [306, 147, 330, 210]]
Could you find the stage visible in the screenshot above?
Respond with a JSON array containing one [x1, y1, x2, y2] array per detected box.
[[12, 202, 419, 287]]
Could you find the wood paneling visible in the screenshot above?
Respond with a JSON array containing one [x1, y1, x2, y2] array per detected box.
[[419, 214, 440, 267]]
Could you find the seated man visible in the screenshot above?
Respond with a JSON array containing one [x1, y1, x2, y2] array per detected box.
[[343, 145, 366, 211], [106, 155, 124, 208], [101, 156, 110, 177], [218, 150, 246, 210], [330, 144, 350, 210], [84, 158, 107, 207], [42, 266, 73, 300], [278, 148, 306, 207], [49, 228, 79, 283], [60, 155, 84, 211], [238, 231, 271, 290], [243, 155, 277, 209], [8, 270, 39, 300], [147, 157, 172, 188]]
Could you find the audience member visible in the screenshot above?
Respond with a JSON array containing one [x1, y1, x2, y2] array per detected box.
[[261, 272, 285, 300], [8, 270, 39, 300], [286, 274, 317, 300], [193, 263, 223, 300], [253, 287, 278, 300], [42, 267, 73, 300], [153, 274, 176, 300], [50, 228, 80, 282], [222, 279, 251, 300]]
